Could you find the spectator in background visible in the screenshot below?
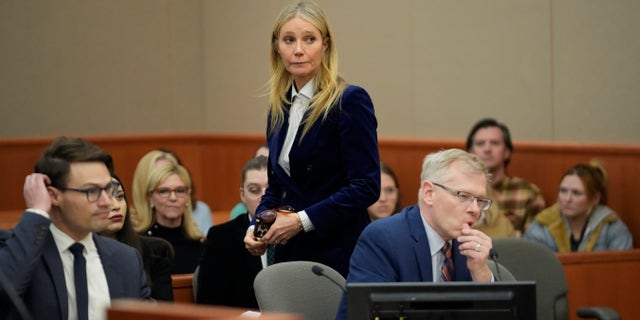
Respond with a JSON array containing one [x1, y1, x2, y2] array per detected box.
[[230, 144, 270, 220], [132, 163, 204, 274], [466, 118, 545, 235], [196, 156, 269, 309], [243, 0, 380, 277], [99, 174, 175, 301], [367, 162, 402, 221], [472, 192, 517, 238], [131, 150, 213, 235], [524, 161, 633, 252]]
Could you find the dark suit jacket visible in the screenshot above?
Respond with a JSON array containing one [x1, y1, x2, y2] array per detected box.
[[196, 213, 262, 309], [256, 84, 381, 277], [139, 235, 175, 301], [0, 211, 151, 320], [335, 205, 473, 319]]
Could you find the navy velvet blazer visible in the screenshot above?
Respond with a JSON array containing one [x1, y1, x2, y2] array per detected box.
[[335, 205, 473, 319], [0, 212, 151, 320], [256, 84, 381, 277]]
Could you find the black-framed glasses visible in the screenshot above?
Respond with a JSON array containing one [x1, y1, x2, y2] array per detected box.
[[153, 186, 189, 198], [432, 182, 492, 211], [57, 181, 120, 202]]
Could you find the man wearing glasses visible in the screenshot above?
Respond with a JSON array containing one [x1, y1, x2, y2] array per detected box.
[[0, 137, 150, 320], [336, 149, 495, 319]]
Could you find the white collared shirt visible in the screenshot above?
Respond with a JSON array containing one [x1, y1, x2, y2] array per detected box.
[[276, 80, 316, 232], [420, 215, 449, 282], [278, 79, 315, 176], [50, 225, 110, 320]]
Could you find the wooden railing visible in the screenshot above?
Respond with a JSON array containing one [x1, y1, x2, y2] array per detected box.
[[558, 249, 640, 320], [2, 134, 640, 244], [107, 299, 301, 320]]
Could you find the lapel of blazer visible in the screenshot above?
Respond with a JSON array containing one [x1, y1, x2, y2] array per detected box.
[[268, 96, 306, 197], [42, 233, 69, 320], [406, 206, 433, 281]]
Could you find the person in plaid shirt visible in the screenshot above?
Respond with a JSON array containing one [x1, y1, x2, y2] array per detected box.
[[466, 118, 546, 236]]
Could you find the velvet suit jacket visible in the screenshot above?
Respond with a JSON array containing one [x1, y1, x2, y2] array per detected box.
[[0, 212, 151, 320], [196, 213, 262, 309], [335, 205, 473, 319], [256, 84, 381, 277]]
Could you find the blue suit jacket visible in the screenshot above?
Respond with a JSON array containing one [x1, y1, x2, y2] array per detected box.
[[0, 212, 151, 320], [335, 205, 473, 319], [256, 84, 380, 277]]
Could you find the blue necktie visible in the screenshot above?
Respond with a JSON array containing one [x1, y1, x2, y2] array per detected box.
[[69, 243, 88, 320], [440, 242, 454, 282]]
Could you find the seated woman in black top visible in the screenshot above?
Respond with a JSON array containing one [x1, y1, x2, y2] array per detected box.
[[99, 175, 175, 301]]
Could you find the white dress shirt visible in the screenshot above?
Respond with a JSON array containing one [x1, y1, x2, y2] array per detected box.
[[50, 225, 110, 320], [276, 80, 316, 232]]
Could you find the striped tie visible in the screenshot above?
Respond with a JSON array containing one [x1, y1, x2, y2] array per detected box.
[[440, 242, 454, 282]]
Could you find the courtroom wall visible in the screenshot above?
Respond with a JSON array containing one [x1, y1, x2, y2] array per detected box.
[[1, 0, 639, 143]]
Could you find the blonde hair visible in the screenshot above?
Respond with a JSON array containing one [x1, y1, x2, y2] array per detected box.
[[134, 163, 202, 240], [267, 0, 347, 139], [131, 150, 179, 229], [419, 149, 491, 194]]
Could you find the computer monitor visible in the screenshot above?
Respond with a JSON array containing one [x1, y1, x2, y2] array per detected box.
[[347, 281, 536, 320]]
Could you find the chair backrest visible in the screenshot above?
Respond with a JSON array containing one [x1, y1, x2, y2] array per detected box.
[[492, 238, 569, 320], [487, 260, 516, 281], [192, 265, 200, 301], [253, 261, 345, 320]]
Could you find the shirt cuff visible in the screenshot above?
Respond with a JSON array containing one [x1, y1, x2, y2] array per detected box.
[[26, 208, 50, 219], [297, 210, 315, 232]]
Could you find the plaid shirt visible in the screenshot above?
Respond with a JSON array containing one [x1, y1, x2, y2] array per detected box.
[[491, 176, 546, 232]]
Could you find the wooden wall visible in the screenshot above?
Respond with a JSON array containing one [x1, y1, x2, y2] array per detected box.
[[1, 134, 639, 246]]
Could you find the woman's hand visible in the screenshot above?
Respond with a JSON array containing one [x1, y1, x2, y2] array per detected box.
[[261, 212, 303, 246], [244, 227, 268, 256]]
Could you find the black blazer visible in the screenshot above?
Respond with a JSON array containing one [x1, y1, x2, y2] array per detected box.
[[196, 213, 262, 309], [139, 236, 175, 301]]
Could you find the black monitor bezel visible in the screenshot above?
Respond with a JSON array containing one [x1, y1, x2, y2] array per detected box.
[[347, 281, 536, 320]]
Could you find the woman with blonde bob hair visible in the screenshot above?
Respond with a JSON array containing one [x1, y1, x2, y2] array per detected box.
[[244, 0, 380, 278], [136, 163, 204, 274], [131, 149, 213, 235]]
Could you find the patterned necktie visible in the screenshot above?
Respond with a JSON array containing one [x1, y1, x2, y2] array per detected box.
[[267, 244, 276, 266], [440, 241, 454, 282], [69, 243, 88, 320]]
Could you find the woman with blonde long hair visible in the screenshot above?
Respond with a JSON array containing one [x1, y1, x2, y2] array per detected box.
[[243, 0, 380, 277]]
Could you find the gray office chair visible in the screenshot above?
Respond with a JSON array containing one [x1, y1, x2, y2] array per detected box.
[[492, 238, 620, 320], [253, 261, 345, 320], [487, 259, 516, 281]]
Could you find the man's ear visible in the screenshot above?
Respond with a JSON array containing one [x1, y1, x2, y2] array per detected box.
[[421, 180, 436, 206], [48, 186, 60, 206]]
